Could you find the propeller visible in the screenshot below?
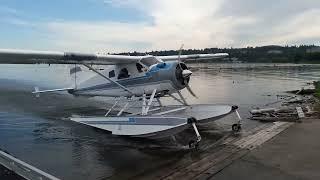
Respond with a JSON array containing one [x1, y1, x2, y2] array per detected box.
[[178, 44, 184, 70], [186, 84, 197, 98], [177, 44, 198, 98]]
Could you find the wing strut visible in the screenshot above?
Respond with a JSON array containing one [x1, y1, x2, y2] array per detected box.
[[82, 63, 135, 95]]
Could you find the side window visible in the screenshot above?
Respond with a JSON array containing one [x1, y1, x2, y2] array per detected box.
[[117, 68, 130, 79], [136, 63, 143, 73], [109, 70, 115, 78]]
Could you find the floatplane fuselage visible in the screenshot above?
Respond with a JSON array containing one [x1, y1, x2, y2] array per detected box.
[[71, 61, 189, 98]]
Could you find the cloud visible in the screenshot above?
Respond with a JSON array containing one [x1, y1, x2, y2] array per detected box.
[[259, 9, 320, 46], [44, 0, 258, 52], [217, 0, 320, 47], [46, 21, 153, 52], [2, 0, 320, 52]]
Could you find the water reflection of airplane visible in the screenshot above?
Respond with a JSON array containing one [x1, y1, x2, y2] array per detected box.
[[0, 47, 242, 148]]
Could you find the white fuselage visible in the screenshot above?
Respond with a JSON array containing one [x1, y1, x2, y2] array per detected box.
[[70, 61, 184, 97]]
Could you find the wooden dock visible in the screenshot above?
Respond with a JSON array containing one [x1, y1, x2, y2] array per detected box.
[[135, 122, 293, 180]]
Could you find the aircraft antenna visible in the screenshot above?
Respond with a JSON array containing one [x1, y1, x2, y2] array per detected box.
[[74, 64, 77, 89]]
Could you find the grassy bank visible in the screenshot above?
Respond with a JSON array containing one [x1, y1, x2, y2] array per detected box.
[[314, 81, 320, 98]]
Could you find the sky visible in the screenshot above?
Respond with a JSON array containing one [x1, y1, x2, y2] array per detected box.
[[0, 0, 319, 53]]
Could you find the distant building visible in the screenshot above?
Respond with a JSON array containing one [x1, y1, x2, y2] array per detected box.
[[307, 47, 320, 53], [267, 50, 283, 54]]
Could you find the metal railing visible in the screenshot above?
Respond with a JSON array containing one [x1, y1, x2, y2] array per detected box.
[[0, 150, 60, 180]]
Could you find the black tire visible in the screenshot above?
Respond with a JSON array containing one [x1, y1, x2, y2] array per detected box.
[[194, 142, 199, 150], [188, 140, 195, 148], [232, 124, 241, 132]]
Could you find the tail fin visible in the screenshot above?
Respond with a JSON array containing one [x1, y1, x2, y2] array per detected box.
[[34, 87, 40, 98]]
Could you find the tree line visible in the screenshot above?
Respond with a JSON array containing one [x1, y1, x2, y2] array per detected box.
[[115, 45, 320, 63]]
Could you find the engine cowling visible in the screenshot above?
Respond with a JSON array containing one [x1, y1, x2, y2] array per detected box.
[[175, 62, 191, 87]]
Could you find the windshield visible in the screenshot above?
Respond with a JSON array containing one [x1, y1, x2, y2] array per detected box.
[[140, 56, 161, 67]]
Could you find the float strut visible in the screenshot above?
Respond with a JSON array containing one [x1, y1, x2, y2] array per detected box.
[[142, 92, 147, 115], [192, 123, 202, 143], [144, 89, 157, 115], [235, 110, 242, 124], [232, 105, 242, 132], [117, 102, 129, 116], [105, 100, 119, 117], [188, 117, 201, 149]]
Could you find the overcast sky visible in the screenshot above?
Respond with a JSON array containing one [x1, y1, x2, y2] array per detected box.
[[0, 0, 319, 52]]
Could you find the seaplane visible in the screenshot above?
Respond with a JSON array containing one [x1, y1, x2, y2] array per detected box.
[[0, 46, 242, 148]]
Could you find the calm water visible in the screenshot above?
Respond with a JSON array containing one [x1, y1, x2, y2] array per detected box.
[[0, 63, 319, 179]]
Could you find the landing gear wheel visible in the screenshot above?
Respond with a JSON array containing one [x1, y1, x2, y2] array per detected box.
[[188, 140, 199, 149], [188, 140, 195, 148], [232, 123, 241, 132]]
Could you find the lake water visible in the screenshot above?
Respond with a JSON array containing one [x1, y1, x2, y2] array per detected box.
[[0, 63, 319, 179]]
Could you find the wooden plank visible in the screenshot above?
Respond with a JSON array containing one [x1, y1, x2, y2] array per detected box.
[[234, 122, 286, 148], [195, 149, 249, 180], [296, 107, 305, 118], [251, 117, 298, 122], [222, 123, 271, 146], [136, 146, 226, 180], [163, 146, 241, 180]]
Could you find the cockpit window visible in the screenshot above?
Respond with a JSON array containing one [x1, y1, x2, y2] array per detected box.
[[140, 57, 160, 67], [136, 63, 143, 73], [117, 68, 130, 79]]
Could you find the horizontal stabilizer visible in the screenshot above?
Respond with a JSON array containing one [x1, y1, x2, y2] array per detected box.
[[32, 87, 74, 97]]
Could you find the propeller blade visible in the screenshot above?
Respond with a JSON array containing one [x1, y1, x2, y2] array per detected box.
[[178, 44, 184, 62], [178, 44, 184, 70], [182, 69, 192, 78], [186, 84, 198, 98]]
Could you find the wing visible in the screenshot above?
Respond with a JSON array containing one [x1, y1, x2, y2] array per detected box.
[[157, 53, 229, 61], [0, 48, 228, 65], [0, 49, 142, 65]]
